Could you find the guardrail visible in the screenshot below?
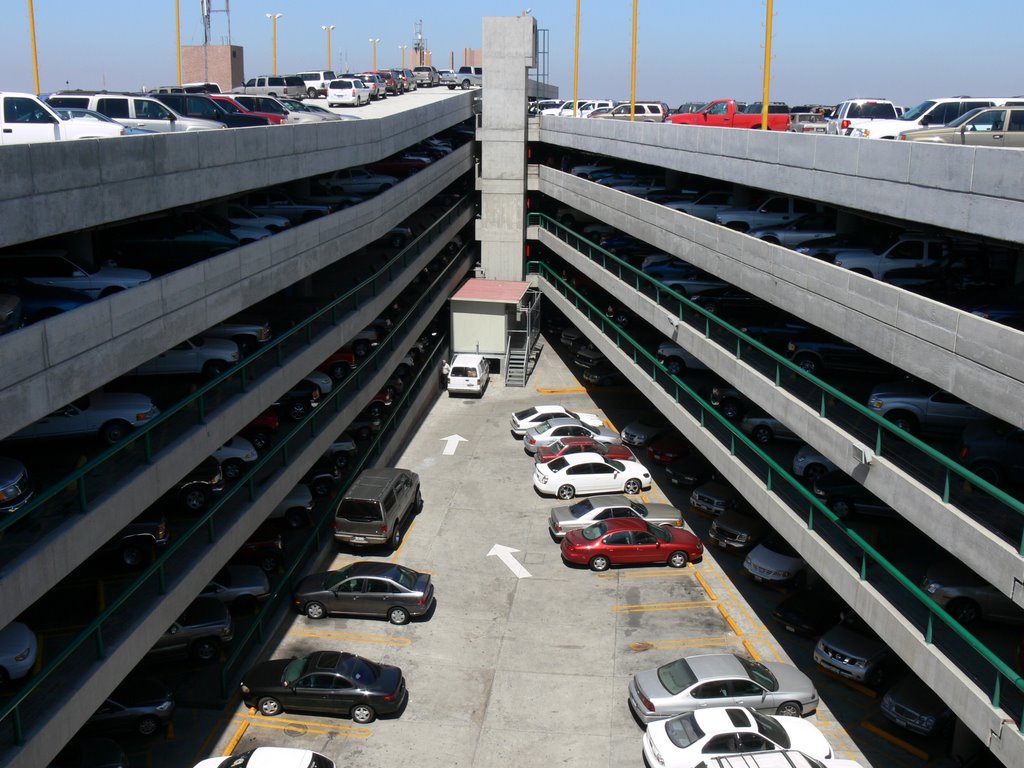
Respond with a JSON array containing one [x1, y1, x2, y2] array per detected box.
[[0, 209, 473, 748], [528, 211, 1024, 556], [527, 257, 1024, 731], [0, 196, 472, 545]]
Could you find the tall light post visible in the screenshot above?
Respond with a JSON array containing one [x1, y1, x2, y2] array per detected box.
[[629, 0, 638, 121], [175, 0, 182, 86], [27, 0, 40, 94], [760, 0, 774, 130], [369, 38, 380, 72], [399, 45, 407, 70], [322, 25, 335, 71], [266, 13, 283, 75], [572, 0, 580, 117]]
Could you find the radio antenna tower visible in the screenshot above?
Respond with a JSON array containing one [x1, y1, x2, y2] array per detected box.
[[413, 19, 427, 66]]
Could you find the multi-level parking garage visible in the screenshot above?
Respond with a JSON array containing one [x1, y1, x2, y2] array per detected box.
[[2, 12, 1024, 768]]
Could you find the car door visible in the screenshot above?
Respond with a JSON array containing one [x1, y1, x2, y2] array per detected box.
[[1005, 109, 1024, 149], [26, 401, 84, 438], [2, 95, 61, 145], [962, 109, 1008, 147], [599, 530, 634, 561], [291, 673, 336, 713], [132, 98, 178, 133], [360, 578, 393, 619], [727, 677, 772, 711], [688, 680, 734, 708], [585, 461, 618, 492], [925, 390, 982, 432], [629, 530, 662, 564], [327, 577, 368, 616], [564, 462, 596, 492]]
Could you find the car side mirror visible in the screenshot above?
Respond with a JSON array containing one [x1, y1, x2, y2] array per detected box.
[[168, 625, 179, 634]]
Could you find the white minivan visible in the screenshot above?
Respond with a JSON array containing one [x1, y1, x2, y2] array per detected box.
[[447, 354, 490, 397]]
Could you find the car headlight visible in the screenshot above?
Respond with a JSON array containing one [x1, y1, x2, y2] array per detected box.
[[855, 659, 868, 668], [136, 411, 150, 420], [156, 700, 173, 711], [869, 399, 884, 409], [736, 533, 748, 542], [240, 684, 250, 695], [921, 715, 936, 728], [14, 646, 31, 662], [924, 582, 940, 594]]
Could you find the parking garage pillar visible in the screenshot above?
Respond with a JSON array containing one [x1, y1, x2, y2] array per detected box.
[[475, 15, 538, 281]]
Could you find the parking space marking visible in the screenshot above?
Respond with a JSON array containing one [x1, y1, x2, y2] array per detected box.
[[535, 386, 586, 394], [718, 605, 742, 635], [222, 719, 249, 754], [860, 719, 931, 761], [612, 600, 716, 613], [742, 639, 761, 661], [232, 713, 372, 739], [287, 628, 412, 646], [389, 521, 415, 561], [628, 636, 743, 651], [694, 570, 717, 601], [595, 569, 697, 580]]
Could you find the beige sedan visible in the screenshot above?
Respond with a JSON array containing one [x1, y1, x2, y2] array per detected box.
[[900, 106, 1024, 148]]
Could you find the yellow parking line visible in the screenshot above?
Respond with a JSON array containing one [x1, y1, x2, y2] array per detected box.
[[860, 720, 930, 761], [222, 719, 249, 755], [287, 628, 412, 646], [630, 637, 745, 651], [718, 605, 742, 635], [820, 669, 879, 698], [742, 639, 761, 661], [233, 714, 371, 739], [389, 521, 415, 561], [694, 570, 717, 601], [595, 570, 697, 580], [613, 600, 716, 613], [536, 386, 587, 394]]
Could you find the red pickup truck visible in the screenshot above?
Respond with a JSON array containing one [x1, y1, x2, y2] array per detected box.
[[668, 99, 791, 131]]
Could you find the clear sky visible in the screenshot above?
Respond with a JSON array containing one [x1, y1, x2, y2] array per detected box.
[[4, 1, 1021, 107]]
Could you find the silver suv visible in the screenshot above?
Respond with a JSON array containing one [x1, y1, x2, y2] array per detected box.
[[591, 101, 669, 122], [46, 91, 223, 132]]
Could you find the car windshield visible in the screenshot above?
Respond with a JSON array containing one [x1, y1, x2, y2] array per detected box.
[[656, 658, 697, 694], [581, 521, 609, 540], [899, 100, 937, 122], [947, 108, 987, 128], [738, 656, 779, 692], [514, 407, 538, 420], [752, 708, 790, 747], [664, 712, 705, 748], [394, 565, 418, 589], [629, 501, 647, 516], [282, 656, 308, 685], [569, 499, 595, 518]]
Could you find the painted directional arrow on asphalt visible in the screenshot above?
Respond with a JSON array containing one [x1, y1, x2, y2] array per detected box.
[[487, 544, 532, 579], [441, 434, 467, 455]]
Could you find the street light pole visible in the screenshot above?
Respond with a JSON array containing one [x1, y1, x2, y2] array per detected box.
[[760, 0, 774, 131], [27, 0, 40, 94], [369, 38, 380, 72], [322, 25, 335, 71], [629, 0, 638, 121], [175, 0, 182, 86], [399, 45, 407, 70], [266, 13, 283, 76], [572, 0, 580, 117]]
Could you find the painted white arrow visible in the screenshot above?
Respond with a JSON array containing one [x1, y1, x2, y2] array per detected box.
[[441, 434, 467, 456], [487, 544, 532, 579]]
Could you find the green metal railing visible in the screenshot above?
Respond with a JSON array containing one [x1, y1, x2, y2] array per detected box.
[[0, 196, 472, 544], [0, 213, 473, 746], [528, 258, 1024, 728], [528, 211, 1024, 555]]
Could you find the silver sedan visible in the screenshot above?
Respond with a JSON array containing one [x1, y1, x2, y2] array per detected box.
[[523, 417, 620, 454], [548, 495, 683, 539]]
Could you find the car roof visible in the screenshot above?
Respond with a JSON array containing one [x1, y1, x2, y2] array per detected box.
[[687, 653, 747, 680], [561, 453, 614, 466], [692, 706, 755, 731], [537, 417, 586, 429], [344, 561, 404, 579], [593, 517, 649, 532]]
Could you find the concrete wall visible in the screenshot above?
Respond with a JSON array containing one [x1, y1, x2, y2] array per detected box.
[[4, 253, 471, 768], [536, 167, 1024, 431], [0, 145, 474, 439], [0, 93, 474, 250], [534, 225, 1024, 608], [537, 116, 1024, 245], [541, 283, 1024, 768]]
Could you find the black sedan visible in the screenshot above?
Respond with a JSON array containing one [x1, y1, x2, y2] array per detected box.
[[291, 561, 434, 625], [240, 651, 406, 723]]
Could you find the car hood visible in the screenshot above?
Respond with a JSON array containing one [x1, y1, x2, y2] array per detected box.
[[292, 572, 328, 596], [819, 624, 884, 660], [643, 502, 683, 519], [243, 658, 292, 689], [747, 544, 804, 572], [90, 391, 157, 412], [0, 622, 35, 656]]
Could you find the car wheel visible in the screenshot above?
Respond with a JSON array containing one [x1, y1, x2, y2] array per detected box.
[[794, 354, 820, 375], [948, 597, 981, 625], [556, 484, 576, 500], [287, 401, 308, 420], [329, 362, 351, 381], [775, 701, 802, 718], [721, 400, 742, 420], [887, 411, 918, 434], [305, 601, 326, 620], [388, 606, 410, 625], [191, 638, 219, 662], [259, 696, 283, 717], [461, 79, 472, 89], [333, 452, 350, 470], [203, 360, 228, 380], [829, 498, 853, 519], [752, 425, 773, 446], [390, 524, 403, 550], [222, 458, 245, 482], [136, 715, 161, 737], [668, 551, 689, 568], [306, 87, 318, 98], [665, 359, 683, 376], [803, 463, 828, 483], [247, 429, 271, 451], [258, 554, 280, 574], [588, 555, 610, 572], [351, 703, 376, 724], [623, 478, 643, 495], [121, 542, 149, 568], [971, 462, 1001, 486], [310, 477, 332, 498], [100, 420, 131, 445], [232, 335, 255, 356], [448, 84, 456, 90]]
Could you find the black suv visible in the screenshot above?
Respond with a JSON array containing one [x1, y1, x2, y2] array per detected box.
[[152, 93, 271, 128], [174, 456, 226, 512]]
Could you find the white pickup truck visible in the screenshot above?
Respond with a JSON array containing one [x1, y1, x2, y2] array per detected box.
[[445, 66, 482, 90], [1, 92, 124, 145]]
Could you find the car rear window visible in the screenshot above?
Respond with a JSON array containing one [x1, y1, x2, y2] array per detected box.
[[848, 102, 897, 119], [451, 367, 477, 377], [547, 457, 568, 472], [514, 407, 538, 420], [664, 711, 704, 748], [569, 499, 595, 518], [657, 658, 696, 694], [336, 499, 382, 522]]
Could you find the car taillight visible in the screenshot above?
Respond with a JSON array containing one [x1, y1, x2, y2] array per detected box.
[[380, 524, 388, 535], [639, 691, 654, 712], [384, 693, 395, 702], [351, 89, 356, 96], [960, 446, 968, 459], [841, 119, 851, 130], [419, 593, 427, 605]]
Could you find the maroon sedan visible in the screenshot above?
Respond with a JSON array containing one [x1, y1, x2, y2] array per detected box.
[[646, 432, 691, 465], [560, 517, 703, 572], [535, 437, 635, 464]]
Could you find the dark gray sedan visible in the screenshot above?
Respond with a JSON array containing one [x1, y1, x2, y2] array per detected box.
[[292, 561, 434, 625]]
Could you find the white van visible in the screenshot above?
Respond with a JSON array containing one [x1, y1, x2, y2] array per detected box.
[[447, 354, 490, 397]]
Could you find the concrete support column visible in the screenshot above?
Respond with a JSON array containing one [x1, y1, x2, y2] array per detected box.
[[475, 15, 538, 281]]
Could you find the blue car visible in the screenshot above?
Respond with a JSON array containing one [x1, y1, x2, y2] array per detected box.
[[0, 277, 94, 324]]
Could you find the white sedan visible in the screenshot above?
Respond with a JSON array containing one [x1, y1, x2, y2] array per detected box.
[[510, 405, 604, 436], [212, 436, 258, 481], [193, 747, 335, 768], [642, 706, 833, 768], [533, 453, 651, 499]]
